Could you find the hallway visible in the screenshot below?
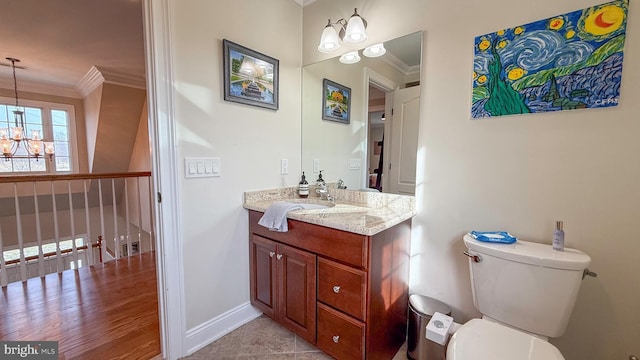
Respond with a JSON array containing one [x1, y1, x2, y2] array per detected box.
[[0, 252, 160, 360]]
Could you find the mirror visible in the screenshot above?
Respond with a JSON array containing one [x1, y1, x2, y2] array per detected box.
[[301, 32, 422, 193]]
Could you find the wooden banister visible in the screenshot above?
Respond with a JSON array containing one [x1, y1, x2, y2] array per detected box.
[[0, 171, 152, 284], [0, 171, 151, 184]]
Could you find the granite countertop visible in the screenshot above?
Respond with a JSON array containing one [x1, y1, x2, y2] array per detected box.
[[243, 186, 416, 236]]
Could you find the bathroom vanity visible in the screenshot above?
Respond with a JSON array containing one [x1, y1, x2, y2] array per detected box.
[[244, 187, 416, 359]]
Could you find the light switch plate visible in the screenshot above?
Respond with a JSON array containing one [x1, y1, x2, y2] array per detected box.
[[281, 159, 288, 175], [185, 157, 221, 178], [349, 158, 361, 170], [313, 158, 320, 173]]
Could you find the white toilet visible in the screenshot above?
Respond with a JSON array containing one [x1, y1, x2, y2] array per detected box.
[[446, 233, 592, 360]]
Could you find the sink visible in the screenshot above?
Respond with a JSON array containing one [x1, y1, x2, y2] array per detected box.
[[286, 199, 370, 215], [287, 198, 336, 208]]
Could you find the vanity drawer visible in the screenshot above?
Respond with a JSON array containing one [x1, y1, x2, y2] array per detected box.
[[318, 257, 366, 321], [317, 303, 365, 360], [249, 210, 369, 268]]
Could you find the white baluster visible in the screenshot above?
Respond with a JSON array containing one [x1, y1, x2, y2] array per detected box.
[[0, 227, 8, 287], [124, 179, 132, 256], [83, 180, 93, 265], [33, 182, 45, 278], [112, 179, 120, 259], [136, 176, 143, 251], [51, 181, 62, 273], [68, 181, 78, 268], [98, 179, 107, 262], [14, 183, 27, 282]]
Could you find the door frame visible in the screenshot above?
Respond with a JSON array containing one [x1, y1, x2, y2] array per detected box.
[[143, 1, 186, 359], [362, 68, 398, 190]]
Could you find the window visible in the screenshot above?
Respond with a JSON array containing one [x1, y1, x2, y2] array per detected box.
[[0, 97, 76, 174]]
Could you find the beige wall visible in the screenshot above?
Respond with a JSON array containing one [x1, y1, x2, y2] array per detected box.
[[304, 0, 639, 359], [91, 83, 146, 173], [168, 0, 302, 329], [123, 100, 152, 233], [83, 85, 102, 172]]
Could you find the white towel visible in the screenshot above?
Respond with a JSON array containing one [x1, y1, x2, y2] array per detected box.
[[258, 201, 303, 232]]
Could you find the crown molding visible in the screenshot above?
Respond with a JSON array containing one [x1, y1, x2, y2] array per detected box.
[[380, 52, 420, 77], [293, 0, 317, 6], [0, 78, 81, 99], [77, 66, 146, 97]]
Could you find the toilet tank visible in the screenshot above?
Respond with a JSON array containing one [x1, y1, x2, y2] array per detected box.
[[463, 234, 591, 338]]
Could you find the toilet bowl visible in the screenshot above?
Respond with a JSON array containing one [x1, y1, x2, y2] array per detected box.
[[447, 319, 563, 360], [435, 234, 592, 360]]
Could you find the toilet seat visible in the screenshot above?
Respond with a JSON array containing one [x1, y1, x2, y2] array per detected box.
[[446, 319, 564, 360]]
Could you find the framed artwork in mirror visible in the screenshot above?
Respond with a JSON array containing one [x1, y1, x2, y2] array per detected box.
[[322, 78, 351, 124], [223, 39, 279, 110]]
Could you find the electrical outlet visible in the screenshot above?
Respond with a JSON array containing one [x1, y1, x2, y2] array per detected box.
[[313, 158, 320, 173], [281, 159, 289, 175]]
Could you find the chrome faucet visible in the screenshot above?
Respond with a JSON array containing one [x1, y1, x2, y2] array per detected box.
[[337, 179, 347, 189], [316, 184, 333, 201]]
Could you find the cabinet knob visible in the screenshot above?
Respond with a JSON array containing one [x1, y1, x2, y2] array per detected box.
[[269, 251, 275, 258], [332, 286, 341, 293], [276, 254, 283, 260], [332, 335, 340, 343]]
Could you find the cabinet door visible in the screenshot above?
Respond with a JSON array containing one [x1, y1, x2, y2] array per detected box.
[[250, 235, 277, 319], [277, 243, 317, 344]]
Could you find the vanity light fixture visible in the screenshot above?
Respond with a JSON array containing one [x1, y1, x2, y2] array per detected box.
[[1, 57, 55, 161], [339, 51, 361, 64], [317, 8, 368, 53], [363, 43, 386, 58]]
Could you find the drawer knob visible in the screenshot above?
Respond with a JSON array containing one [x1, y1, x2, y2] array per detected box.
[[332, 286, 341, 293], [276, 254, 283, 260], [332, 335, 340, 343], [269, 251, 275, 258]]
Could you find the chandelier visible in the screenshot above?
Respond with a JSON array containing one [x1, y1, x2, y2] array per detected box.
[[1, 57, 54, 161]]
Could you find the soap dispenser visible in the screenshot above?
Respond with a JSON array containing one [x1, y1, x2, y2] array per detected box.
[[315, 171, 326, 197], [298, 172, 309, 198], [316, 170, 325, 186]]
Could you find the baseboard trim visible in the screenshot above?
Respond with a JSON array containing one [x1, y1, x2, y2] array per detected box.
[[185, 302, 263, 355]]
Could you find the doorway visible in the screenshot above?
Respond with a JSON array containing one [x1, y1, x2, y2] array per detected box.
[[365, 73, 420, 195]]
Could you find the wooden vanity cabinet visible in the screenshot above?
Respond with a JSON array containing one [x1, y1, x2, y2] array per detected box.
[[249, 210, 410, 360], [250, 234, 317, 344]]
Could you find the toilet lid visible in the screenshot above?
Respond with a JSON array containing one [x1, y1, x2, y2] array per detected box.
[[447, 319, 565, 360]]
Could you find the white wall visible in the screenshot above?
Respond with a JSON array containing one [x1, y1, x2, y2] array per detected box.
[[168, 0, 302, 332], [303, 1, 639, 359]]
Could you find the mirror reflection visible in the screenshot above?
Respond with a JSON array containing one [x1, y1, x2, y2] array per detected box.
[[301, 31, 422, 194]]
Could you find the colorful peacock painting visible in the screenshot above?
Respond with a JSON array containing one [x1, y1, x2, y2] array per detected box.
[[471, 0, 629, 118]]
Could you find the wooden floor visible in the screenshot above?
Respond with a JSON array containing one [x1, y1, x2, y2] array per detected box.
[[0, 252, 161, 360]]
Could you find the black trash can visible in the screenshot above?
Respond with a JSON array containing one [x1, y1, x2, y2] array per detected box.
[[407, 294, 451, 360]]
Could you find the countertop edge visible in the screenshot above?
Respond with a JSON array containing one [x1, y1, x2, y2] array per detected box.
[[243, 188, 417, 236]]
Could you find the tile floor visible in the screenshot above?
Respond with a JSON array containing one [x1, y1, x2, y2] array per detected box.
[[182, 315, 409, 360]]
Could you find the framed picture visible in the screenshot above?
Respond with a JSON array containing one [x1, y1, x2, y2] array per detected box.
[[322, 78, 351, 124], [223, 39, 279, 110]]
